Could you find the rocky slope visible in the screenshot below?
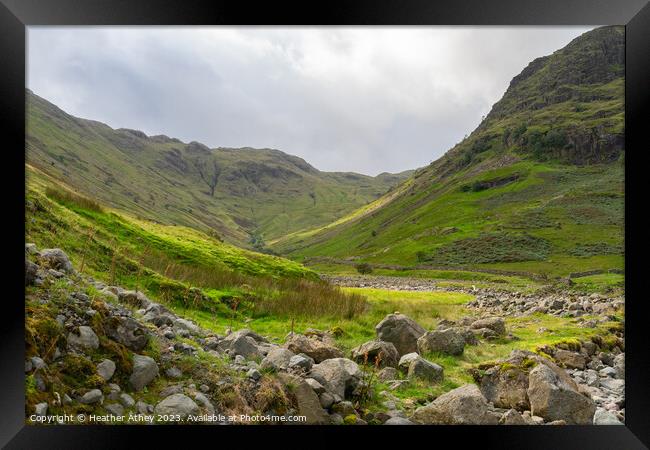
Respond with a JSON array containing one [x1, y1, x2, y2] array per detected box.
[[26, 90, 412, 248], [26, 245, 623, 425]]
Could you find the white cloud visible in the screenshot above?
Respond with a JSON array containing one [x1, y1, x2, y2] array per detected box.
[[27, 26, 594, 175]]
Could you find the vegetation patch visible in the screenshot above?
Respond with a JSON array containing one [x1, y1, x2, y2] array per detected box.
[[419, 232, 551, 265]]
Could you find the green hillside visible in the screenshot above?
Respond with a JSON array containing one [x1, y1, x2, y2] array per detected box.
[[274, 26, 625, 280], [26, 92, 411, 249]]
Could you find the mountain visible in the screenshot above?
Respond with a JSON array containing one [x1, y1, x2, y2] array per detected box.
[[25, 91, 412, 249], [273, 26, 625, 279]]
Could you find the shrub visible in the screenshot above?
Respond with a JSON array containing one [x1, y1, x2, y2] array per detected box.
[[355, 263, 373, 275]]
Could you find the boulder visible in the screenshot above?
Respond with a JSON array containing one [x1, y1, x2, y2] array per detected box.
[[173, 318, 203, 336], [309, 358, 363, 400], [613, 353, 625, 379], [194, 393, 215, 414], [554, 349, 587, 370], [39, 248, 74, 273], [129, 354, 159, 391], [398, 352, 420, 373], [219, 329, 267, 358], [527, 363, 596, 425], [350, 340, 399, 368], [475, 362, 531, 411], [154, 394, 200, 419], [79, 389, 104, 405], [375, 313, 426, 356], [593, 408, 623, 425], [97, 359, 116, 381], [407, 357, 444, 383], [384, 417, 415, 425], [105, 403, 124, 416], [411, 384, 498, 425], [500, 408, 527, 425], [285, 334, 343, 363], [417, 328, 465, 356], [470, 317, 506, 336], [279, 373, 329, 424], [25, 259, 39, 286], [377, 367, 399, 381], [34, 402, 48, 416], [288, 354, 314, 372], [67, 326, 99, 350], [105, 316, 149, 352], [116, 290, 151, 309], [260, 347, 295, 371]]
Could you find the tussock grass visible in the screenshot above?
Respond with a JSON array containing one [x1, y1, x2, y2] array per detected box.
[[45, 186, 103, 212]]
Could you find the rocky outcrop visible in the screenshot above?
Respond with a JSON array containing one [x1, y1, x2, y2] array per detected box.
[[350, 340, 399, 368]]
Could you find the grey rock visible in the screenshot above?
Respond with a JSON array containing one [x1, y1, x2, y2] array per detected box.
[[377, 367, 399, 381], [67, 326, 99, 350], [247, 368, 262, 380], [154, 394, 200, 419], [105, 403, 124, 416], [284, 334, 343, 363], [319, 392, 335, 409], [407, 357, 444, 383], [136, 400, 152, 414], [614, 353, 625, 379], [350, 340, 399, 368], [129, 354, 159, 391], [97, 359, 116, 381], [309, 358, 363, 400], [500, 408, 527, 425], [527, 363, 596, 425], [305, 378, 326, 395], [417, 328, 465, 356], [105, 316, 149, 352], [173, 318, 203, 336], [79, 389, 104, 405], [260, 347, 295, 371], [39, 248, 74, 273], [593, 408, 623, 425], [554, 349, 587, 370], [375, 313, 426, 356], [165, 367, 183, 379], [398, 352, 420, 373], [411, 384, 498, 425], [278, 372, 329, 424], [34, 402, 48, 416], [384, 417, 414, 425], [194, 392, 215, 414], [30, 356, 47, 370], [119, 393, 135, 408], [470, 317, 506, 336], [288, 353, 314, 372]]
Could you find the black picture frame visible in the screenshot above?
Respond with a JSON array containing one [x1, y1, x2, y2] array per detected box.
[[2, 0, 649, 448]]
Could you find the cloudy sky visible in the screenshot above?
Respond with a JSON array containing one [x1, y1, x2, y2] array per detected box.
[[27, 26, 593, 176]]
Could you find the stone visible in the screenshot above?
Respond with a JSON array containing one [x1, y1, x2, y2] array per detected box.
[[331, 400, 356, 417], [375, 313, 426, 356], [129, 354, 159, 391], [384, 417, 414, 425], [309, 358, 363, 400], [599, 378, 624, 393], [105, 403, 124, 416], [500, 408, 527, 425], [527, 364, 596, 425], [39, 248, 74, 273], [554, 349, 587, 370], [377, 367, 399, 381], [154, 394, 200, 419], [398, 352, 420, 373], [350, 340, 399, 368], [288, 353, 314, 372], [593, 408, 623, 425], [411, 384, 498, 425], [278, 373, 329, 424], [80, 389, 104, 404], [284, 334, 343, 363], [165, 367, 183, 379], [105, 316, 149, 352], [417, 328, 465, 356], [599, 367, 617, 378], [97, 359, 116, 381], [319, 392, 335, 409], [226, 335, 261, 359], [136, 400, 153, 414], [260, 347, 295, 371], [407, 357, 444, 383], [247, 369, 262, 380], [194, 393, 215, 414], [30, 357, 47, 370], [470, 317, 506, 336], [613, 353, 625, 379], [67, 326, 100, 351], [305, 378, 326, 395], [160, 385, 183, 398], [34, 402, 48, 416], [119, 393, 135, 408], [173, 318, 203, 336], [25, 259, 39, 286]]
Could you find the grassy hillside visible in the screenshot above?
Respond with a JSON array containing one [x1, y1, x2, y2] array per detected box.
[[26, 91, 411, 249], [274, 26, 625, 281], [26, 168, 374, 321]]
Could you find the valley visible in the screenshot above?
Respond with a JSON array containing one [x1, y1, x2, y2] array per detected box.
[[25, 25, 625, 426]]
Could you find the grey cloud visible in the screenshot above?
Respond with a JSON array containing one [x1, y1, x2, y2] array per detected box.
[[27, 26, 593, 175]]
